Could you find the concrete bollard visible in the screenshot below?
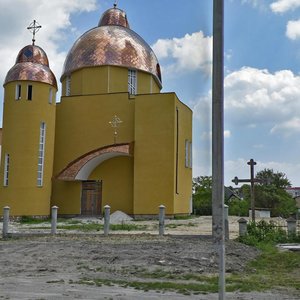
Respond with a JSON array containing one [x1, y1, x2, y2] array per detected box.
[[224, 204, 229, 240], [2, 206, 10, 238], [238, 218, 248, 237], [286, 217, 297, 235], [104, 205, 111, 236], [51, 206, 58, 235], [159, 205, 165, 236]]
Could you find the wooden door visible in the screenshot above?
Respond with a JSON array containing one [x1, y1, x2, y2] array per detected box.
[[81, 181, 102, 216]]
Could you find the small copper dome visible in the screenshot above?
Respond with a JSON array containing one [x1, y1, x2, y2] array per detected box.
[[16, 45, 49, 66], [98, 7, 130, 28], [61, 7, 162, 86], [4, 45, 57, 88]]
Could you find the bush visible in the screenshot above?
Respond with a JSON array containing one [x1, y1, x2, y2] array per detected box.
[[239, 220, 300, 247], [192, 193, 212, 215]]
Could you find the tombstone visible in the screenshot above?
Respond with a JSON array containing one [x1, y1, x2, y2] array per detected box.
[[238, 218, 248, 237]]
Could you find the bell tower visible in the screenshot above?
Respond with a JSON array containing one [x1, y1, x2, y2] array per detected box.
[[0, 21, 57, 216]]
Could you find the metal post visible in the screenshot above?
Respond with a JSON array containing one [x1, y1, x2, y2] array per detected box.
[[104, 205, 111, 236], [238, 218, 248, 237], [159, 205, 165, 236], [286, 217, 297, 235], [212, 0, 225, 299], [224, 204, 229, 240], [51, 206, 58, 235], [2, 206, 10, 238]]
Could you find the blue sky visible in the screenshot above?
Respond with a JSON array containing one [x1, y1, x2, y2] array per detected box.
[[0, 0, 300, 186]]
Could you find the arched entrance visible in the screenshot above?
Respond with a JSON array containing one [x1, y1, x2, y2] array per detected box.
[[56, 143, 133, 216]]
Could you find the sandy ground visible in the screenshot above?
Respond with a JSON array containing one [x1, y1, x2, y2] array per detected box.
[[0, 216, 299, 300]]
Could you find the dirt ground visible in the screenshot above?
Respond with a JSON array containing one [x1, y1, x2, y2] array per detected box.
[[0, 216, 299, 300]]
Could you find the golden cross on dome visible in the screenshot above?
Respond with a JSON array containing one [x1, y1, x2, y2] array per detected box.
[[27, 20, 42, 45], [109, 115, 123, 144]]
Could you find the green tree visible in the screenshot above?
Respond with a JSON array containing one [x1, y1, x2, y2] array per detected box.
[[192, 176, 212, 215], [241, 169, 296, 217], [256, 168, 291, 189]]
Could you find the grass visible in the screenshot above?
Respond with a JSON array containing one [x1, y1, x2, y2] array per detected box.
[[26, 221, 148, 232], [74, 238, 300, 296]]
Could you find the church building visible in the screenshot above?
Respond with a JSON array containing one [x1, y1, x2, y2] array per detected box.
[[0, 5, 193, 217]]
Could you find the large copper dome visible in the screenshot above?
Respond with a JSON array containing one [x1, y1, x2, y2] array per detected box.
[[4, 45, 57, 88], [61, 7, 162, 85]]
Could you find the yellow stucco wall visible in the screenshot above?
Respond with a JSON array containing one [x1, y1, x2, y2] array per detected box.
[[61, 66, 161, 96], [0, 81, 56, 216], [89, 156, 133, 214], [52, 65, 192, 217], [51, 92, 135, 214], [174, 98, 193, 214], [133, 93, 176, 215]]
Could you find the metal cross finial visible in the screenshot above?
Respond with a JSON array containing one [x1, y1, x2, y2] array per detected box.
[[109, 115, 122, 144], [27, 20, 42, 45], [114, 0, 118, 8]]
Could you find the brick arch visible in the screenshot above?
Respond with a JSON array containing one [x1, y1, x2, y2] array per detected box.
[[56, 143, 133, 181]]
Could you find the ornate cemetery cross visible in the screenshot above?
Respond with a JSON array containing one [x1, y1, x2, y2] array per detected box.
[[232, 159, 262, 222]]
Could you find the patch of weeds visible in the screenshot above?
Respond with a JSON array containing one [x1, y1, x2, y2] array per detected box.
[[19, 216, 50, 224], [46, 279, 65, 284], [77, 277, 219, 294], [173, 215, 195, 220], [57, 223, 103, 231], [110, 224, 148, 231]]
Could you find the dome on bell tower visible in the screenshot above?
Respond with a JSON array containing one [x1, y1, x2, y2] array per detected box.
[[4, 44, 57, 88], [61, 5, 162, 86]]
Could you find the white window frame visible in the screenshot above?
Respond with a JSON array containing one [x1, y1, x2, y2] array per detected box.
[[4, 153, 9, 186], [185, 140, 189, 168], [49, 88, 53, 104], [189, 141, 193, 169], [15, 84, 21, 100], [37, 122, 46, 186], [128, 69, 137, 95], [66, 76, 71, 96]]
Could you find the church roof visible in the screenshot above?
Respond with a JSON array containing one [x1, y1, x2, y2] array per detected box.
[[61, 6, 162, 86], [4, 45, 57, 88]]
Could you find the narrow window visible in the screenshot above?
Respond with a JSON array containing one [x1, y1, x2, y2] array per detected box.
[[66, 76, 71, 96], [27, 85, 33, 100], [4, 154, 10, 186], [49, 88, 53, 104], [189, 141, 193, 169], [128, 69, 137, 95], [37, 122, 46, 186], [15, 84, 21, 100], [185, 140, 189, 168]]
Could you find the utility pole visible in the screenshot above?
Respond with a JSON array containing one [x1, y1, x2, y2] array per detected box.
[[212, 0, 225, 299]]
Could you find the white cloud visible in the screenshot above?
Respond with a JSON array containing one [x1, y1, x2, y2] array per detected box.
[[270, 0, 300, 13], [286, 19, 300, 40], [0, 0, 98, 94], [152, 31, 212, 76], [224, 67, 300, 135], [271, 117, 300, 135]]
